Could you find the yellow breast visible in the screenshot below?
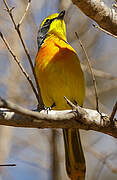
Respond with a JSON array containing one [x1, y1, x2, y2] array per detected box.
[[35, 36, 85, 110]]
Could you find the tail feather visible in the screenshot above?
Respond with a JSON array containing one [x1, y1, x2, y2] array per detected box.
[[63, 129, 86, 180]]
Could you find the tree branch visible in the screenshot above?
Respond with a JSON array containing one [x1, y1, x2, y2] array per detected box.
[[17, 0, 31, 28], [72, 0, 117, 36], [0, 97, 117, 138]]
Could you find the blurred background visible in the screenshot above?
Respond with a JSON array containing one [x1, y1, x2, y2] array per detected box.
[[0, 0, 117, 179]]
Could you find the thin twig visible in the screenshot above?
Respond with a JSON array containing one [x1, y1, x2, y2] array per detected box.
[[0, 32, 38, 101], [75, 32, 100, 113], [3, 0, 44, 109], [17, 0, 31, 28], [92, 24, 117, 39], [0, 164, 16, 167], [64, 96, 76, 109], [109, 101, 117, 122]]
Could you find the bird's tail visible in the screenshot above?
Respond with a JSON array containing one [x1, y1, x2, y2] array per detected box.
[[63, 129, 86, 180]]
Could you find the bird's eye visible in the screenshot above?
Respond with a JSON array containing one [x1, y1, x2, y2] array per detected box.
[[45, 19, 50, 23]]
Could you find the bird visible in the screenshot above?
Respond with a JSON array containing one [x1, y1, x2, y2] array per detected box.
[[35, 10, 86, 180]]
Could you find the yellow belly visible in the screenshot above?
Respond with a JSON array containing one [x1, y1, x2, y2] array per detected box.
[[35, 36, 85, 110]]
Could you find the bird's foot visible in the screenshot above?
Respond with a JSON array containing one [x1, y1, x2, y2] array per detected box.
[[44, 102, 56, 114]]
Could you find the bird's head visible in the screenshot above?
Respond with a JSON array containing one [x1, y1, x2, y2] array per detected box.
[[37, 10, 66, 49]]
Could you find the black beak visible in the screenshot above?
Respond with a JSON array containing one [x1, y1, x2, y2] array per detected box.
[[57, 10, 65, 20]]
